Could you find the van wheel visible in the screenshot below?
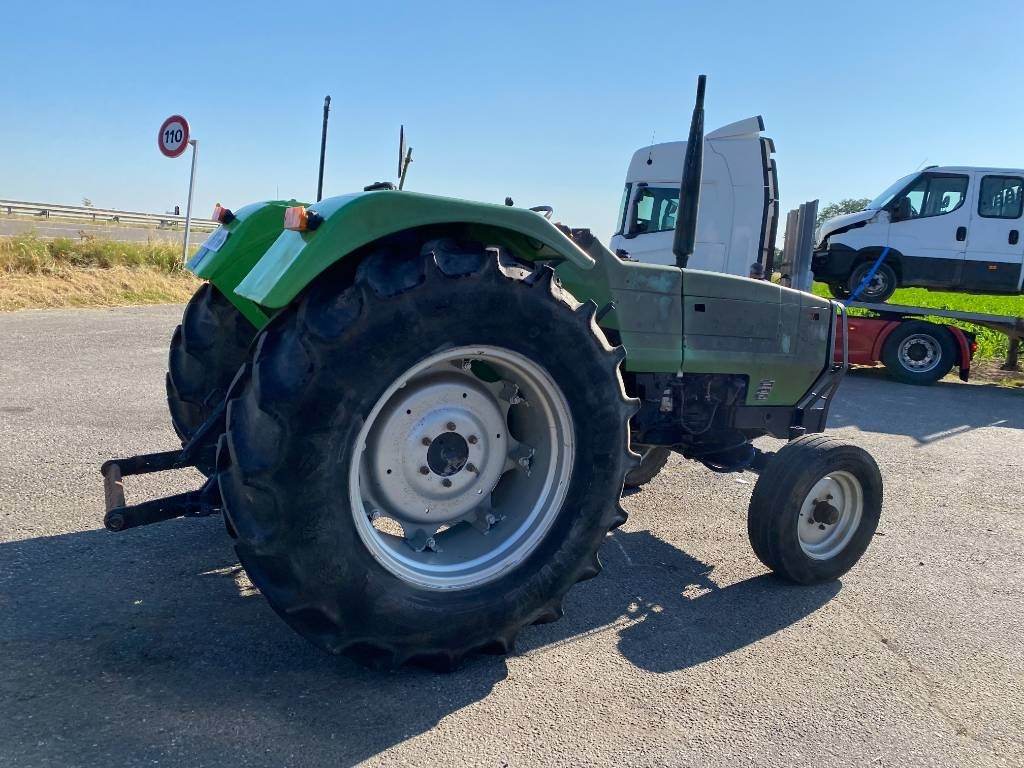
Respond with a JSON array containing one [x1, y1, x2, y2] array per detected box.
[[880, 321, 955, 385], [847, 262, 897, 303]]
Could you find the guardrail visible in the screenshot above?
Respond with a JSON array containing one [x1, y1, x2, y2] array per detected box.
[[0, 199, 217, 232]]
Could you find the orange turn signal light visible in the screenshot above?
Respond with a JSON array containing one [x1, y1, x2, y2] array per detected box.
[[212, 204, 235, 224], [283, 206, 322, 232]]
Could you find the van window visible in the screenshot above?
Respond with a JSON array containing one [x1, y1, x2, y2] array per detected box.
[[628, 186, 680, 235], [978, 175, 1023, 219], [891, 173, 968, 220]]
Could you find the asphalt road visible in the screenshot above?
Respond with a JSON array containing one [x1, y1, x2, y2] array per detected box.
[[1, 306, 1021, 768]]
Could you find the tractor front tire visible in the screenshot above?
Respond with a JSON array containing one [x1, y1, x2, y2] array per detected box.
[[747, 435, 882, 584], [166, 283, 254, 475], [218, 240, 635, 669]]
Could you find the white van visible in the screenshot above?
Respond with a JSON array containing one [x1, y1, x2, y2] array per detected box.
[[609, 117, 778, 276], [813, 167, 1024, 301]]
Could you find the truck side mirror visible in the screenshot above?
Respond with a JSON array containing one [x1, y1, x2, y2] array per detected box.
[[891, 197, 911, 222]]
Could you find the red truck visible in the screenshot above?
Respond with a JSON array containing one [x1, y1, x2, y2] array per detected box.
[[841, 305, 977, 385]]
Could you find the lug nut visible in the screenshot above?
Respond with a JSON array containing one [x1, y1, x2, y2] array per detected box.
[[467, 435, 478, 445], [421, 437, 432, 446], [442, 478, 452, 488], [466, 463, 477, 473], [419, 466, 430, 475], [446, 421, 457, 431]]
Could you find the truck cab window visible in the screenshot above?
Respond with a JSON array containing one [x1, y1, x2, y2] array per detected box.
[[615, 183, 632, 235], [628, 186, 680, 235], [891, 174, 968, 220], [978, 175, 1023, 219]]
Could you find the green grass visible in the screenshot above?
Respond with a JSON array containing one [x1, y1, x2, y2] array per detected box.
[[0, 233, 187, 274], [812, 283, 1023, 359]]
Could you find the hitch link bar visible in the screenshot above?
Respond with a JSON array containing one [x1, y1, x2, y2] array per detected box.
[[101, 402, 225, 532]]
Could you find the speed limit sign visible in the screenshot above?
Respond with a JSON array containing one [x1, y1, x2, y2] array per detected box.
[[158, 115, 190, 158]]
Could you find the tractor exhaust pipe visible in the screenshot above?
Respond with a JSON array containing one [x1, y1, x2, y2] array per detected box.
[[673, 74, 706, 269]]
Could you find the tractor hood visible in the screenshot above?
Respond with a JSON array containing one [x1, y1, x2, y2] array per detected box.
[[815, 209, 876, 247]]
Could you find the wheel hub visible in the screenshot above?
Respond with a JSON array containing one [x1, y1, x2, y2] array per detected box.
[[427, 432, 469, 476], [349, 346, 575, 590], [364, 373, 508, 526], [899, 335, 939, 371], [797, 471, 864, 560], [809, 497, 840, 526]]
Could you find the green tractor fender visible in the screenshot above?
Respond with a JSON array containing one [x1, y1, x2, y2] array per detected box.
[[187, 199, 308, 327], [233, 191, 596, 310]]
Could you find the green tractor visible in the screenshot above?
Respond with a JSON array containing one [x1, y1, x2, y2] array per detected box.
[[102, 78, 882, 669]]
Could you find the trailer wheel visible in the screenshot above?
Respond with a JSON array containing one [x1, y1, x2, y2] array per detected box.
[[847, 261, 897, 303], [880, 321, 955, 385], [624, 447, 671, 489], [166, 283, 253, 475], [747, 435, 882, 584], [218, 240, 635, 669]]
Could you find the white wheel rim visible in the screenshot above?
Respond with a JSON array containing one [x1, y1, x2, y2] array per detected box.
[[797, 470, 863, 560], [348, 345, 575, 591], [897, 334, 940, 373]]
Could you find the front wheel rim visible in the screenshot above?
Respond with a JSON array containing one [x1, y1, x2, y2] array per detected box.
[[349, 345, 575, 591], [797, 470, 863, 560]]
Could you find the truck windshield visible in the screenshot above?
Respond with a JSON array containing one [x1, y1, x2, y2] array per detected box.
[[628, 186, 680, 235], [867, 173, 919, 210]]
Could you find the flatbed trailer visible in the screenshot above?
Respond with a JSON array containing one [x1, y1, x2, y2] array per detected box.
[[840, 301, 1023, 385]]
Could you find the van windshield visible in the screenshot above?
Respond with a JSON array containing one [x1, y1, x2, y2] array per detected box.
[[867, 173, 919, 210]]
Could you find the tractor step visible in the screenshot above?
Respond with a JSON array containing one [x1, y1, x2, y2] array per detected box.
[[101, 450, 222, 532]]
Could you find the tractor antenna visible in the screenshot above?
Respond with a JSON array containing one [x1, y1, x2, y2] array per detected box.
[[316, 95, 331, 202], [397, 125, 413, 190], [672, 75, 705, 269]]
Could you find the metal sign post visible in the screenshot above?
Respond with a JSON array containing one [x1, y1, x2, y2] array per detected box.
[[182, 139, 198, 264]]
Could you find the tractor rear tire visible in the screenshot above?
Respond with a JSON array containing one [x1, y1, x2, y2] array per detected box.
[[166, 283, 253, 475], [217, 240, 635, 669], [624, 447, 671, 489], [747, 435, 882, 584]]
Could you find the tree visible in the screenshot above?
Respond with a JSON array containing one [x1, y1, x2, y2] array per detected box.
[[82, 197, 93, 208], [816, 198, 870, 229]]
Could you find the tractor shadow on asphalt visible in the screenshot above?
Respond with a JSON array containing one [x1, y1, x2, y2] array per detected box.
[[0, 519, 837, 764], [520, 528, 840, 674], [832, 369, 1024, 444]]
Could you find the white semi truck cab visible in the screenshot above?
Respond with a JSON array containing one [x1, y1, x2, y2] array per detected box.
[[610, 116, 779, 276], [813, 167, 1024, 302]]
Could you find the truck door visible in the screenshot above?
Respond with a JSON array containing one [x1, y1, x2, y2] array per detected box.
[[886, 172, 970, 288], [964, 173, 1024, 292]]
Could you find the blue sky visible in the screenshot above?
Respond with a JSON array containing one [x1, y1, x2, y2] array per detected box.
[[2, 1, 1022, 243]]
